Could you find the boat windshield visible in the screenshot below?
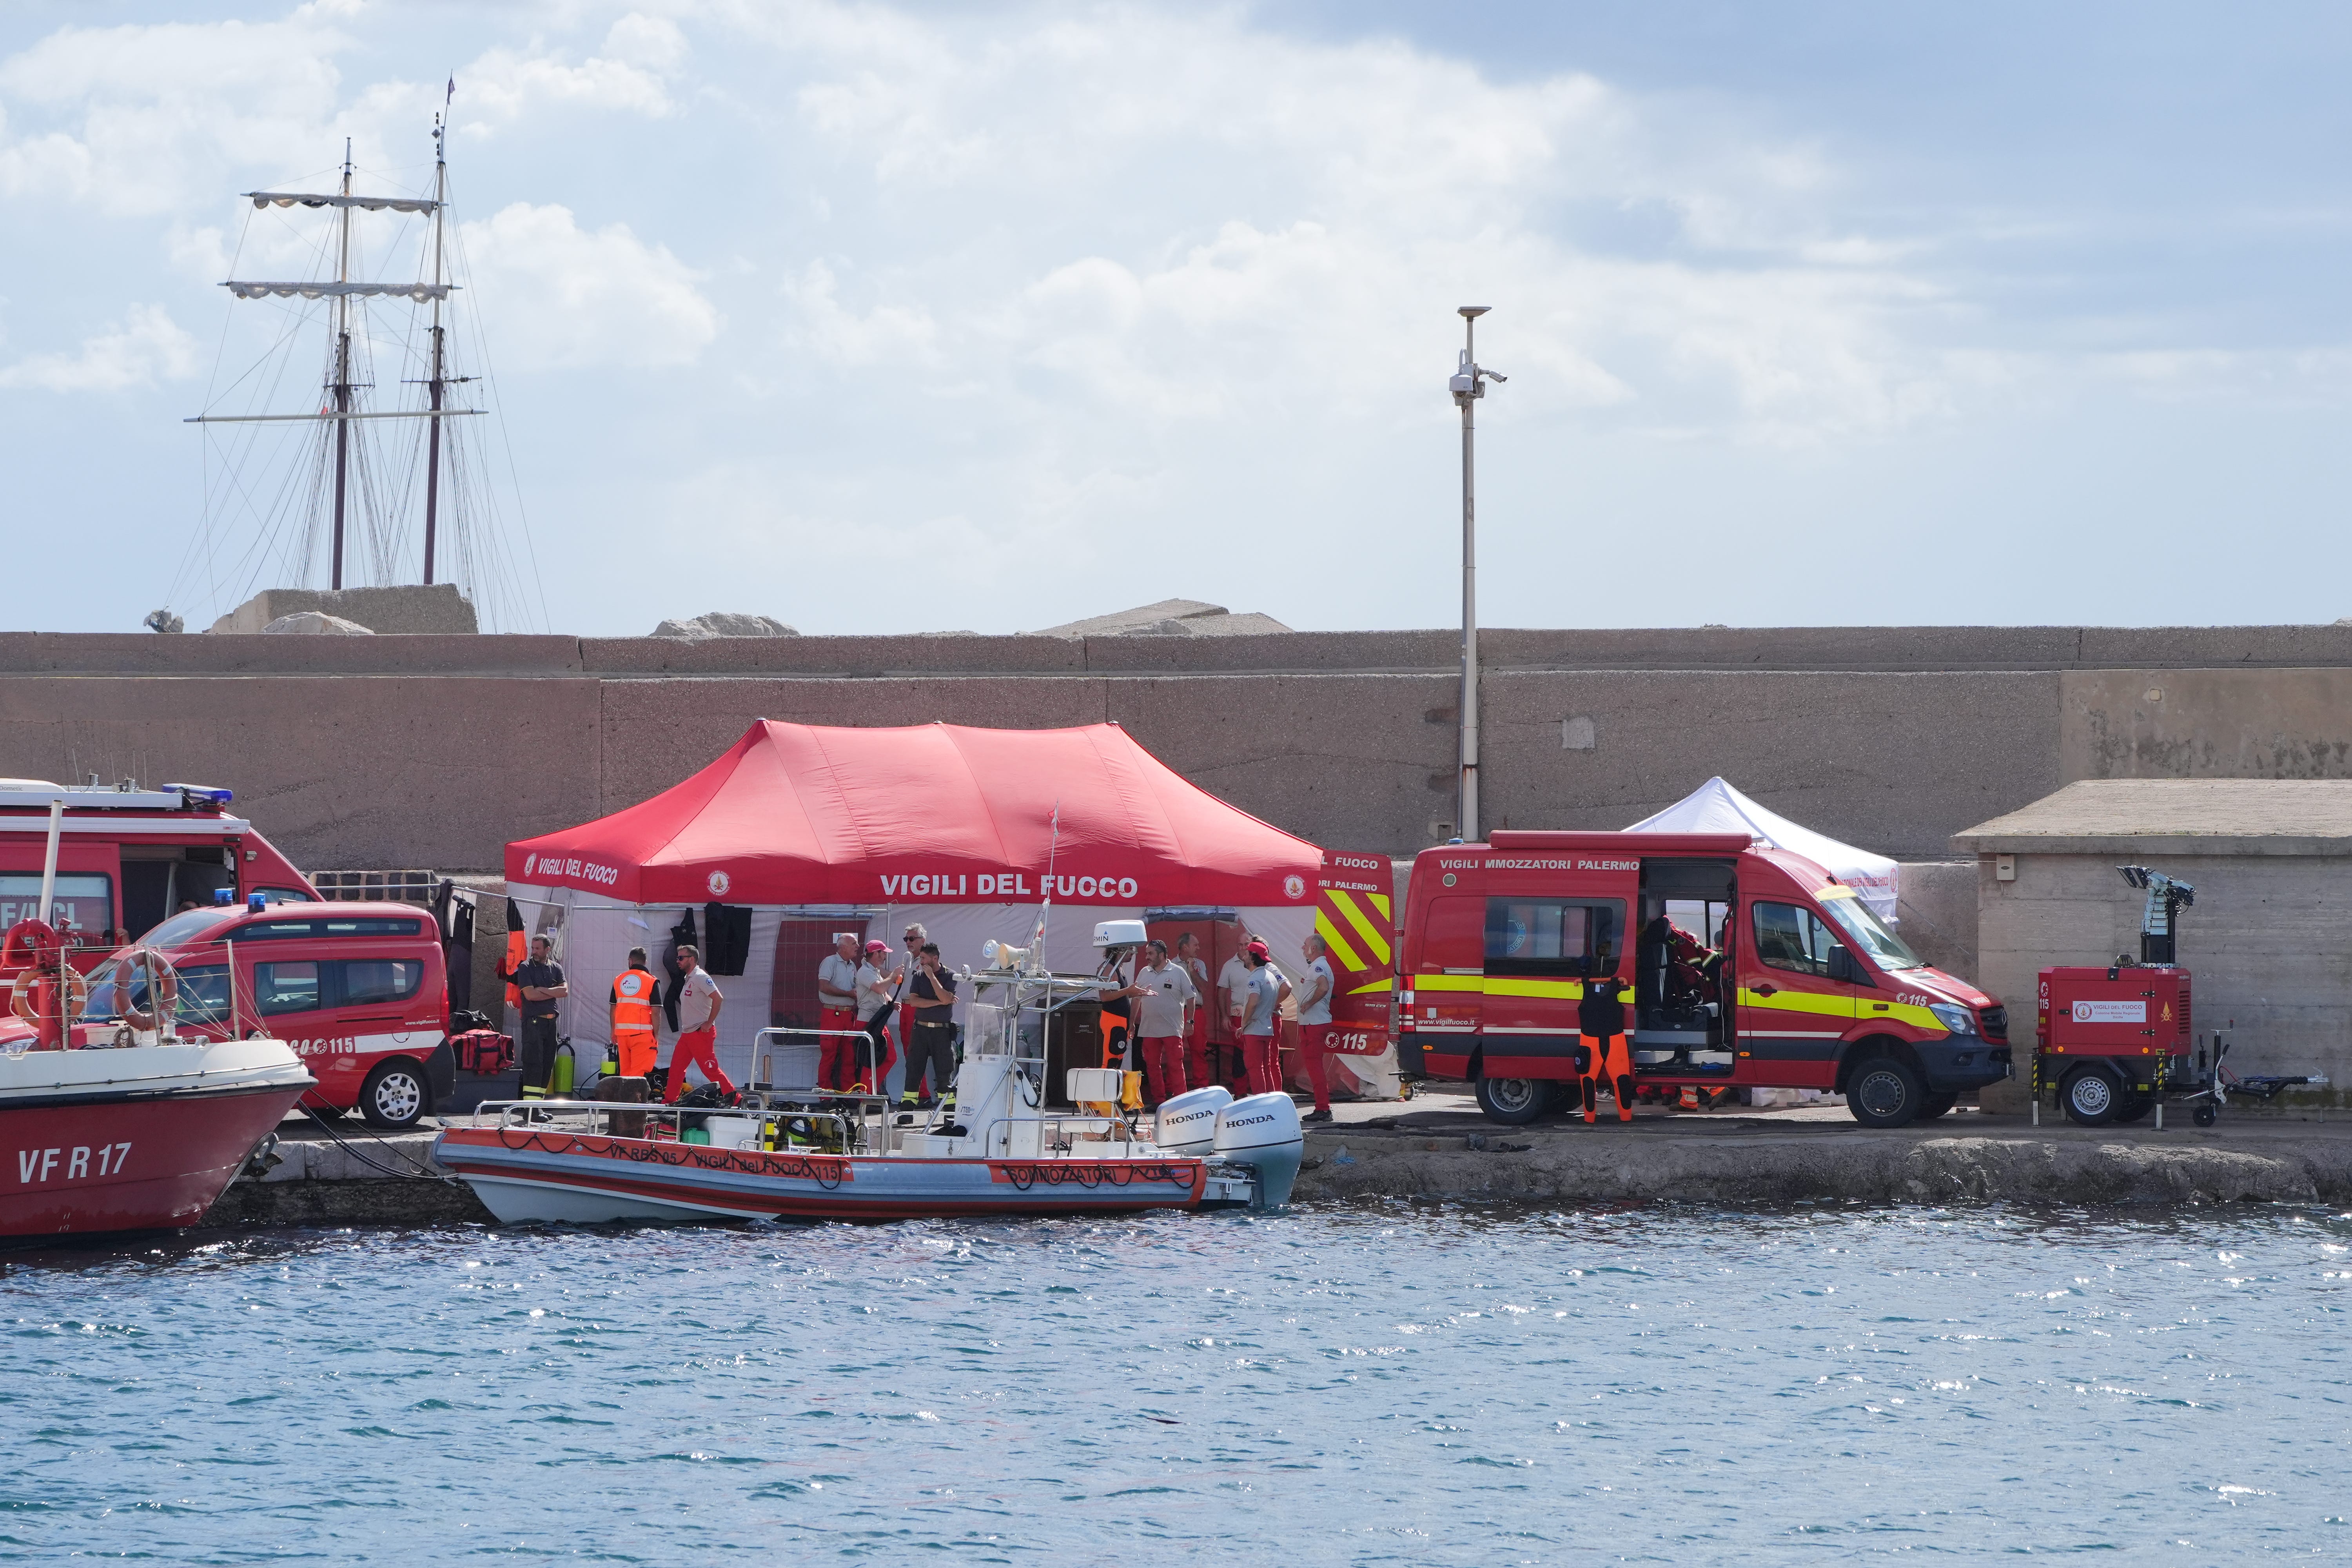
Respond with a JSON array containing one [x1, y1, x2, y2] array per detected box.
[[1816, 891, 1924, 971]]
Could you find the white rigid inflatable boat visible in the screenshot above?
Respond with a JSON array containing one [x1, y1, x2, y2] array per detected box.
[[435, 953, 1305, 1224]]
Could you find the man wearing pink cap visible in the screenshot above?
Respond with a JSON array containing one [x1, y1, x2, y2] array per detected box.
[[854, 939, 902, 1095]]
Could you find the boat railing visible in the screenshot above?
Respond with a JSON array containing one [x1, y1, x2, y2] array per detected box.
[[470, 1096, 886, 1155], [974, 1114, 1155, 1158], [751, 1025, 882, 1095]]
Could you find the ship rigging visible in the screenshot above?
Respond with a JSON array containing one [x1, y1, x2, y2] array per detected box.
[[176, 105, 540, 629]]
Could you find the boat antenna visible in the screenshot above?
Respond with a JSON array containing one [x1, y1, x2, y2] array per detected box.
[[1029, 800, 1061, 963], [422, 91, 451, 584]]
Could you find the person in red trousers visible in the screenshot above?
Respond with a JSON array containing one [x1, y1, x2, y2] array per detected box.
[[1295, 932, 1338, 1124], [1235, 940, 1290, 1098], [815, 931, 862, 1091], [1176, 932, 1213, 1095], [663, 944, 736, 1104], [1131, 938, 1199, 1105]]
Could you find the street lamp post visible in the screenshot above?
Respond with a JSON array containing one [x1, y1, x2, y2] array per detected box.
[[1448, 307, 1504, 842]]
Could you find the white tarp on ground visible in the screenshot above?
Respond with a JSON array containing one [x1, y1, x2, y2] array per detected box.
[[1624, 776, 1900, 920]]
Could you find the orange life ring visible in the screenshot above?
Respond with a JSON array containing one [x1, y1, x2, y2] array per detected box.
[[9, 962, 89, 1025]]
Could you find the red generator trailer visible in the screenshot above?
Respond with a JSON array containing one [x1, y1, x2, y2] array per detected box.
[[2034, 866, 2325, 1127]]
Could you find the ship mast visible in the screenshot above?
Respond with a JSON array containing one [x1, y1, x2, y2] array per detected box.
[[189, 129, 484, 595], [331, 139, 354, 590], [422, 114, 448, 585]]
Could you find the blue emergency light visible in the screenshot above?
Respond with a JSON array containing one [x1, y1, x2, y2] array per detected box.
[[214, 887, 236, 905], [248, 892, 269, 912], [164, 783, 235, 806]]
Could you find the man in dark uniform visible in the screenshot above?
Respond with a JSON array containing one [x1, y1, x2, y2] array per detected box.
[[1577, 960, 1633, 1126], [512, 934, 568, 1101]]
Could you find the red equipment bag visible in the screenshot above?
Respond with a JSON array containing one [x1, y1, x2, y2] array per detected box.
[[452, 1029, 513, 1074]]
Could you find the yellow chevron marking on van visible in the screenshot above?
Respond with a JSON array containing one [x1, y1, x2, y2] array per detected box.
[[1369, 893, 1390, 919], [1313, 911, 1367, 973], [1347, 978, 1392, 996], [1327, 889, 1392, 966]]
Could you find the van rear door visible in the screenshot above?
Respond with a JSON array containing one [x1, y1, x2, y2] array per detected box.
[[1411, 894, 1485, 1038], [1738, 898, 1855, 1085]]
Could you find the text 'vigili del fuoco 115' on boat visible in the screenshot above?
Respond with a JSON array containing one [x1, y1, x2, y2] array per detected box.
[[0, 792, 312, 1242], [435, 920, 1307, 1223]]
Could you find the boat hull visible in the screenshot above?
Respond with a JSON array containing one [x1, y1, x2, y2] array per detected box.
[[1, 1083, 307, 1239], [434, 1125, 1212, 1223]]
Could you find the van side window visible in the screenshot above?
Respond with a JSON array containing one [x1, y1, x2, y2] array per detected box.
[[340, 959, 422, 1007], [1753, 903, 1838, 978], [1485, 899, 1624, 976], [256, 961, 321, 1015]]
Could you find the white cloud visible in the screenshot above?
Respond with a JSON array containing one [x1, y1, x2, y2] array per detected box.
[[459, 201, 716, 369], [0, 302, 199, 390], [451, 13, 690, 134]]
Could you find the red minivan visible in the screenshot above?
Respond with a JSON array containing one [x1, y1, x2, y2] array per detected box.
[[80, 900, 455, 1128]]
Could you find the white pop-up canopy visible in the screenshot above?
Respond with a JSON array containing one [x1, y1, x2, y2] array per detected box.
[[1625, 777, 1899, 920]]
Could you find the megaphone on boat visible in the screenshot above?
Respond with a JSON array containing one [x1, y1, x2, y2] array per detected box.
[[981, 938, 1035, 971]]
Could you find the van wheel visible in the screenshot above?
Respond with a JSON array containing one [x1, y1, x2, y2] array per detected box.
[[2059, 1065, 2122, 1127], [1475, 1074, 1551, 1125], [1847, 1057, 1924, 1127], [1916, 1092, 1958, 1120], [359, 1060, 429, 1130]]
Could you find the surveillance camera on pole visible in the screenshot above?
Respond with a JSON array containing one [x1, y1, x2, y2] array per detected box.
[[1450, 306, 1503, 843]]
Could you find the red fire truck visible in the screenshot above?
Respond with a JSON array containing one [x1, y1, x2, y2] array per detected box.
[[1396, 831, 2012, 1127], [0, 778, 318, 955]]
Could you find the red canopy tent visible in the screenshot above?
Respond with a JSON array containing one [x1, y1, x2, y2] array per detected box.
[[500, 722, 1390, 1092], [505, 720, 1322, 908]]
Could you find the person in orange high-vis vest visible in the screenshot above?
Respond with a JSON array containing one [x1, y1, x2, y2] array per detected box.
[[608, 947, 662, 1080], [501, 898, 527, 1015], [1577, 971, 1635, 1125]]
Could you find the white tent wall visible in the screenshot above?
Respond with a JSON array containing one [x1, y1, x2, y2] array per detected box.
[[507, 884, 1329, 1095]]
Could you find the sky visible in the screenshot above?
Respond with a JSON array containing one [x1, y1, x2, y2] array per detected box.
[[4, 1, 2351, 635]]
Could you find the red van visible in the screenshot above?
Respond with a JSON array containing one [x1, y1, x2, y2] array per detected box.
[[79, 901, 454, 1129], [1397, 831, 2011, 1127]]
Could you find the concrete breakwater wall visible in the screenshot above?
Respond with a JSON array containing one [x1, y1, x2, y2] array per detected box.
[[1294, 1118, 2352, 1206], [17, 624, 2352, 878]]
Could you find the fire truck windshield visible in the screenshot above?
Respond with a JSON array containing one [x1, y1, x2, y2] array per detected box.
[[1817, 893, 1923, 971]]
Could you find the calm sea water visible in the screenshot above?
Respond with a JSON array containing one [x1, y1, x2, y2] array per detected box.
[[3, 1202, 2348, 1563]]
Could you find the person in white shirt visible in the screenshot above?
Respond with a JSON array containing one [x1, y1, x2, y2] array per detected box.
[[1132, 939, 1200, 1105], [662, 945, 732, 1104], [1217, 942, 1252, 1085], [1296, 933, 1338, 1123], [815, 933, 862, 1091], [1176, 931, 1213, 1092], [1236, 940, 1291, 1098], [853, 940, 902, 1094]]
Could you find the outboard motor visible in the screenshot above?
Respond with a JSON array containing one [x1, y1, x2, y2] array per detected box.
[[1212, 1092, 1304, 1210], [1154, 1085, 1232, 1155]]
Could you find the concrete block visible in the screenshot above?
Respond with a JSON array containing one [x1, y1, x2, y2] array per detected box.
[[2062, 668, 2352, 783], [0, 632, 583, 676], [582, 634, 1089, 677], [209, 584, 480, 635]]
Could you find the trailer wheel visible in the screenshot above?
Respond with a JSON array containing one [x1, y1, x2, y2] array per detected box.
[[359, 1059, 430, 1130], [1848, 1057, 1925, 1127], [2112, 1095, 2152, 1125], [1916, 1092, 1958, 1120], [2058, 1064, 2122, 1127], [2192, 1103, 2218, 1128], [1475, 1074, 1552, 1125]]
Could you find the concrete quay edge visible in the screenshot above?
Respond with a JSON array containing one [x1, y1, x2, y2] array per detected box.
[[1294, 1118, 2352, 1206], [191, 1112, 2352, 1230]]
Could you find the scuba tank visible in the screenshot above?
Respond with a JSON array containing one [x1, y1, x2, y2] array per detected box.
[[552, 1043, 576, 1096]]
